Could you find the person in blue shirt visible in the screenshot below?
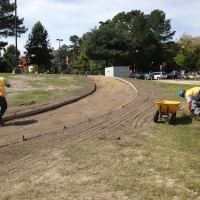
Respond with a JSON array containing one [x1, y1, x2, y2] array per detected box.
[[149, 71, 152, 80]]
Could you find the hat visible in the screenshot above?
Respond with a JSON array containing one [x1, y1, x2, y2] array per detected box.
[[178, 90, 185, 97]]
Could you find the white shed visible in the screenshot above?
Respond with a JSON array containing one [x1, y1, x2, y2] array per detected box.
[[105, 66, 130, 78]]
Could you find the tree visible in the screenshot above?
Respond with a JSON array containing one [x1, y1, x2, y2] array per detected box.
[[174, 51, 186, 70], [0, 56, 9, 72], [69, 35, 81, 69], [56, 44, 69, 63], [76, 51, 90, 73], [82, 23, 130, 68], [175, 34, 200, 72], [69, 35, 80, 46], [0, 0, 27, 51], [89, 60, 103, 74], [2, 44, 20, 72], [161, 41, 178, 72], [82, 9, 175, 73], [147, 10, 176, 42], [24, 21, 53, 73], [112, 10, 148, 70]]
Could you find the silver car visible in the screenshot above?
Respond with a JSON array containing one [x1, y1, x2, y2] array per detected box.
[[152, 72, 168, 80], [188, 74, 195, 79], [196, 74, 200, 79]]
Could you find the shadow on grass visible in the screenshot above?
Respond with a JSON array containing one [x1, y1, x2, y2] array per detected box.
[[5, 119, 38, 126], [175, 115, 192, 125], [156, 114, 192, 125]]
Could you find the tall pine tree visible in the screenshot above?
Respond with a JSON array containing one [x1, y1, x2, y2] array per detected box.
[[0, 0, 27, 51], [24, 21, 53, 73]]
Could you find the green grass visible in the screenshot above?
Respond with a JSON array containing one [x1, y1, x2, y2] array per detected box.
[[12, 90, 69, 105], [2, 73, 86, 106]]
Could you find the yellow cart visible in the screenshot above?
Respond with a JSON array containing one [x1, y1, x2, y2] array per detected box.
[[153, 100, 181, 124]]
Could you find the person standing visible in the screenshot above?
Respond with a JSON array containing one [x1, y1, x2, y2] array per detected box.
[[149, 71, 153, 80], [180, 70, 185, 80], [0, 77, 11, 126], [84, 70, 88, 76], [173, 70, 178, 81]]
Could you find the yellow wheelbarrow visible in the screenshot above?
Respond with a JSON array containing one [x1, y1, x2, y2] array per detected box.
[[153, 100, 181, 124]]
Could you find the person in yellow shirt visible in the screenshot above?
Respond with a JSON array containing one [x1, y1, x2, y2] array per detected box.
[[0, 77, 11, 126], [178, 86, 200, 113]]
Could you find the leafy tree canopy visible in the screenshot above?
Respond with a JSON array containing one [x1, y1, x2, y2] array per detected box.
[[146, 9, 176, 42], [82, 9, 176, 72], [175, 34, 200, 72], [3, 44, 20, 72], [56, 44, 69, 63], [0, 0, 27, 51]]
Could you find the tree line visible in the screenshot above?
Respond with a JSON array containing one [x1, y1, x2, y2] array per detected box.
[[1, 0, 200, 74]]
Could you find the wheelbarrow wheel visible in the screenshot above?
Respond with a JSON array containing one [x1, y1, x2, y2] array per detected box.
[[168, 113, 175, 124], [153, 110, 159, 123], [174, 112, 177, 120]]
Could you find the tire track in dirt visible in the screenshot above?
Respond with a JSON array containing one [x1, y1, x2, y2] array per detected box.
[[52, 80, 164, 143], [7, 79, 162, 146], [0, 76, 135, 147], [0, 78, 165, 176]]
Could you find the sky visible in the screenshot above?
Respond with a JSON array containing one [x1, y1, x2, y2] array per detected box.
[[4, 0, 200, 56]]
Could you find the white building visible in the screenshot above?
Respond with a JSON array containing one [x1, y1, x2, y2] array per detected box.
[[105, 66, 130, 78]]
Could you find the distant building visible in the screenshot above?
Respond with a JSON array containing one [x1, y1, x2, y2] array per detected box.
[[50, 49, 58, 59], [19, 56, 28, 72], [18, 49, 57, 73], [105, 66, 130, 78]]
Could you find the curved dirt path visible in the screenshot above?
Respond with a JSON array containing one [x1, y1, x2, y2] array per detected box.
[[0, 76, 165, 149], [0, 76, 166, 199], [0, 76, 136, 147], [2, 76, 197, 148]]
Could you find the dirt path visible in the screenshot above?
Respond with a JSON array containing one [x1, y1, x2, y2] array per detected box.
[[0, 76, 165, 150], [0, 76, 137, 147], [1, 77, 197, 148], [0, 76, 168, 199]]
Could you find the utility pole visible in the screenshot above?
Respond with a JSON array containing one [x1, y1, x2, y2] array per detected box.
[[15, 0, 18, 68], [57, 39, 63, 62]]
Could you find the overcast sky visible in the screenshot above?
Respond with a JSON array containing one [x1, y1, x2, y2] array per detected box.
[[5, 0, 200, 55]]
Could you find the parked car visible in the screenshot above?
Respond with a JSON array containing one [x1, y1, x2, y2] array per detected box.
[[167, 73, 173, 79], [188, 74, 196, 79], [181, 74, 190, 80], [129, 73, 140, 79], [138, 73, 145, 79], [143, 73, 151, 80], [196, 74, 200, 79], [152, 72, 168, 80]]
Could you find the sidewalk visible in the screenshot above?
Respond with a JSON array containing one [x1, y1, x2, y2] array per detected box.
[[156, 79, 200, 85]]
